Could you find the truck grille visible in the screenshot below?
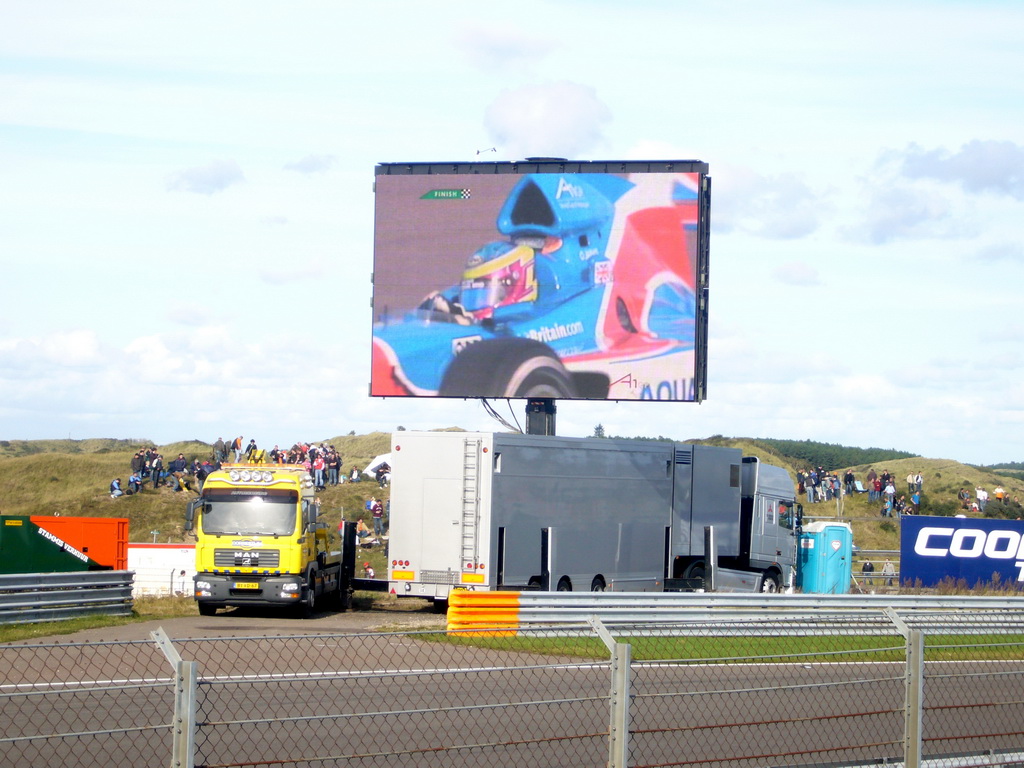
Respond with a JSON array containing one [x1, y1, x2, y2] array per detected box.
[[213, 549, 281, 568], [420, 570, 460, 585]]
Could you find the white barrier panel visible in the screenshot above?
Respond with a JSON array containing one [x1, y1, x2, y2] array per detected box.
[[127, 543, 195, 597]]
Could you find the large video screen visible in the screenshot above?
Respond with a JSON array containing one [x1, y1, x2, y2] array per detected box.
[[370, 160, 709, 402]]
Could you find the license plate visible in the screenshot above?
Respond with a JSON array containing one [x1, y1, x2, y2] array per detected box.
[[233, 581, 259, 589]]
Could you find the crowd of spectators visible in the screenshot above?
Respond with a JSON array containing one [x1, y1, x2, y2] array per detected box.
[[798, 466, 925, 516], [796, 465, 1023, 519], [796, 468, 843, 504], [111, 437, 359, 498], [109, 447, 192, 496], [211, 437, 346, 491]]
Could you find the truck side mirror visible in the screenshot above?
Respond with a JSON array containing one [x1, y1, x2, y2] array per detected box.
[[185, 499, 200, 532], [301, 499, 320, 532]]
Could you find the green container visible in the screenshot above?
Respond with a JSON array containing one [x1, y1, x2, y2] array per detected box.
[[0, 517, 95, 573]]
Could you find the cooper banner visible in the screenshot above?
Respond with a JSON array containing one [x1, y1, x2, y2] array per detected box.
[[900, 515, 1024, 588], [370, 160, 710, 402]]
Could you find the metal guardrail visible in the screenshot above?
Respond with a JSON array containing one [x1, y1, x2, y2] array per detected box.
[[447, 590, 1024, 634], [0, 571, 135, 625]]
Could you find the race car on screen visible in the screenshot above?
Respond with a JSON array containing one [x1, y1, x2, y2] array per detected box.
[[371, 172, 701, 401]]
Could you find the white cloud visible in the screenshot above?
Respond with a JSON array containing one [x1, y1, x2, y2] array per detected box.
[[453, 24, 555, 73], [258, 258, 328, 284], [974, 242, 1024, 263], [166, 159, 245, 195], [712, 165, 823, 239], [848, 180, 969, 245], [899, 140, 1024, 200], [0, 330, 104, 372], [773, 261, 822, 287], [484, 81, 611, 160], [284, 154, 336, 174], [166, 301, 217, 327]]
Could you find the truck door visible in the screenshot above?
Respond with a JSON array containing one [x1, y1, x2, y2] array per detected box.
[[421, 478, 464, 574]]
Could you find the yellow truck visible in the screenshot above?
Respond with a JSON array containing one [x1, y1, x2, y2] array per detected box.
[[185, 465, 345, 616]]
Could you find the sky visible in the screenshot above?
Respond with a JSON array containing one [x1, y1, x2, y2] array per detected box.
[[2, 1, 1023, 465]]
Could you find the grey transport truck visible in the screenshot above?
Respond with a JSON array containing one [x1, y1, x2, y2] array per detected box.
[[386, 431, 799, 605]]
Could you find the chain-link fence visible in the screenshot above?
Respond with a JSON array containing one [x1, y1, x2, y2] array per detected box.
[[4, 612, 1024, 768], [0, 637, 174, 766]]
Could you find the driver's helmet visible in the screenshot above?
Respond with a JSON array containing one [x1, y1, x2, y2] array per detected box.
[[459, 241, 538, 318]]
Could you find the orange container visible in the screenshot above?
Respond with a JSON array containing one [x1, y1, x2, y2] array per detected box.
[[31, 516, 129, 570]]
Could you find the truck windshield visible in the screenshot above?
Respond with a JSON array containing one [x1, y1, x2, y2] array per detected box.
[[200, 493, 298, 536]]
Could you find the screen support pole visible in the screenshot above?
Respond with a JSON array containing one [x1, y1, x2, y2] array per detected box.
[[525, 398, 556, 436]]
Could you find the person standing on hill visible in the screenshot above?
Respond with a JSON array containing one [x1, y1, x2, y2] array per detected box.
[[976, 487, 989, 512], [861, 560, 875, 586], [914, 472, 923, 493], [327, 450, 341, 486], [130, 451, 145, 476], [371, 497, 384, 537], [312, 453, 326, 491], [906, 472, 915, 494], [232, 436, 244, 462], [150, 453, 164, 488], [213, 437, 226, 464], [882, 559, 896, 586], [884, 480, 896, 509]]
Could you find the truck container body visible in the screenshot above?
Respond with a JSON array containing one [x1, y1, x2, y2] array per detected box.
[[0, 516, 119, 574], [387, 431, 798, 602], [31, 516, 129, 570], [186, 465, 342, 616]]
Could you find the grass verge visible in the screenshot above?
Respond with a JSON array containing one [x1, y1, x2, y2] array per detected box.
[[0, 595, 198, 644]]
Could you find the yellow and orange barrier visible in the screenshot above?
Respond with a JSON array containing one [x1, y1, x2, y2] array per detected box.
[[446, 590, 523, 635]]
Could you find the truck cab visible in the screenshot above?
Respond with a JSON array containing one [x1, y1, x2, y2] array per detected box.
[[185, 466, 342, 616]]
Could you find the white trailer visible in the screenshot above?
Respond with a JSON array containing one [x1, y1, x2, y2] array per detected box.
[[387, 431, 798, 604]]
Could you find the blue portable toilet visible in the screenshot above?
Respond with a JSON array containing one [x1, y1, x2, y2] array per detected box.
[[797, 521, 853, 594]]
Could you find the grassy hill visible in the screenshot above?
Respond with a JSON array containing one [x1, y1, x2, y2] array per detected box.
[[0, 433, 396, 542], [2, 432, 1021, 565]]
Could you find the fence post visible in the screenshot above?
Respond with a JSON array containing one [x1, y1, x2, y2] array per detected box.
[[152, 627, 198, 768], [903, 628, 924, 768], [883, 608, 923, 768], [589, 617, 631, 768]]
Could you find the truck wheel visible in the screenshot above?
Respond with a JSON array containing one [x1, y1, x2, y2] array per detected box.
[[590, 576, 606, 592], [684, 562, 706, 588], [556, 577, 572, 592], [301, 573, 317, 618], [198, 604, 216, 616], [761, 572, 781, 593], [438, 338, 577, 398]]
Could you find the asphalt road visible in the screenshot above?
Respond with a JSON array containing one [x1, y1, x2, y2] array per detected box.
[[22, 601, 449, 644], [7, 605, 1024, 768]]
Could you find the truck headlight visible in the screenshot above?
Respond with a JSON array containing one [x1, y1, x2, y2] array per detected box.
[[195, 580, 212, 590], [281, 582, 299, 592]]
